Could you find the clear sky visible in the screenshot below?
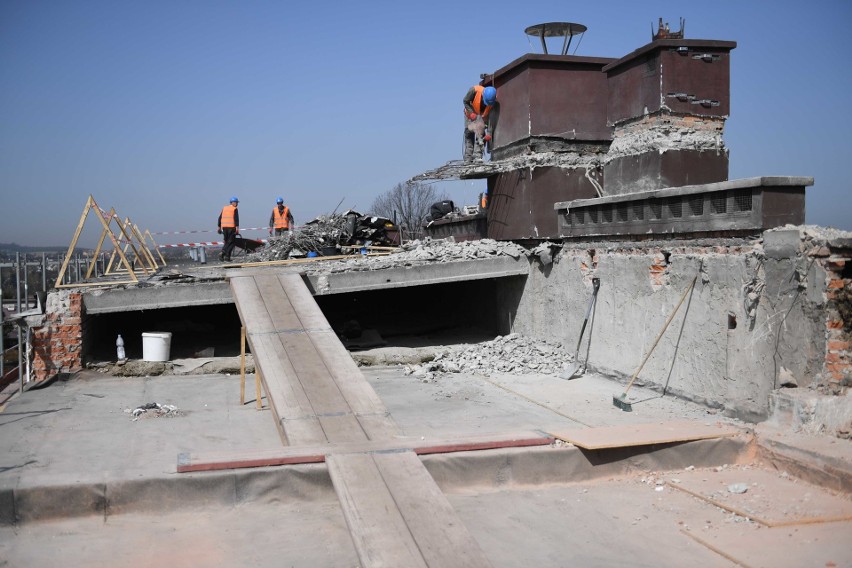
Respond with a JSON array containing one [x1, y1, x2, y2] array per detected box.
[[2, 0, 850, 248]]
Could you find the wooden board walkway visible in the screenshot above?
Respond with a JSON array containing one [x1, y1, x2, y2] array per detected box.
[[230, 272, 398, 445], [229, 272, 492, 567]]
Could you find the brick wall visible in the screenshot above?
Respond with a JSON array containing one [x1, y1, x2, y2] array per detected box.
[[30, 291, 84, 382], [821, 252, 851, 390]]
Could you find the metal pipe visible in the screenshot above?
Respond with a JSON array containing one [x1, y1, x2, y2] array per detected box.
[[15, 252, 21, 314], [23, 253, 29, 311], [17, 323, 23, 393]]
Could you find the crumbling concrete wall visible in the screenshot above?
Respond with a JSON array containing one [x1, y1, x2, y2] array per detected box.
[[506, 228, 847, 421], [28, 290, 85, 382]]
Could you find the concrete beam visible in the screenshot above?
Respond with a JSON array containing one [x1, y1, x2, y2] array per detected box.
[[83, 257, 531, 312], [304, 257, 529, 296], [83, 282, 233, 314]]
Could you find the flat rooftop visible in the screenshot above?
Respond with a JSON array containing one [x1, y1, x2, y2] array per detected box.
[[1, 362, 850, 567]]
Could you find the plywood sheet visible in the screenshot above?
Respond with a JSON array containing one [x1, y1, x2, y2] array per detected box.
[[550, 421, 739, 450], [668, 466, 852, 527]]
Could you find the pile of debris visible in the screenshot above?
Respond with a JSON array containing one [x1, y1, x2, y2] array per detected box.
[[403, 333, 574, 381], [318, 237, 530, 273], [247, 210, 398, 262], [125, 402, 182, 421]]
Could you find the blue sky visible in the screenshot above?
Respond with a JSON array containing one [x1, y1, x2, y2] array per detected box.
[[2, 1, 850, 248]]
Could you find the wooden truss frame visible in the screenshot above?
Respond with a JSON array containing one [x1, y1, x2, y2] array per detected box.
[[55, 195, 155, 288]]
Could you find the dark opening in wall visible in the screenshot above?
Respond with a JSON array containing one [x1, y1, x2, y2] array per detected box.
[[83, 277, 518, 362], [314, 279, 507, 348], [728, 312, 737, 330], [86, 304, 243, 362]]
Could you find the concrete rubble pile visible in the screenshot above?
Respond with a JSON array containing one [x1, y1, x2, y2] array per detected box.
[[403, 333, 574, 380], [317, 237, 531, 274]]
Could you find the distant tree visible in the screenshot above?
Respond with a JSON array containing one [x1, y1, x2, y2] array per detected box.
[[370, 181, 448, 239]]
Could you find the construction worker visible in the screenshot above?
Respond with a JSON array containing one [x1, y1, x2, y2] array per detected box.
[[479, 189, 488, 210], [463, 85, 496, 163], [268, 197, 294, 237], [217, 196, 239, 262]]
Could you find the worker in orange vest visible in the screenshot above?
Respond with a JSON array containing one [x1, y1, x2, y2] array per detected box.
[[463, 85, 496, 163], [268, 197, 294, 238], [217, 196, 239, 262]]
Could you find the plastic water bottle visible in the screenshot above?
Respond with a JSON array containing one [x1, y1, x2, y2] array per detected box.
[[116, 334, 126, 361]]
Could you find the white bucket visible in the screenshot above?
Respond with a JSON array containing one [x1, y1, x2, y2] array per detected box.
[[142, 332, 172, 362]]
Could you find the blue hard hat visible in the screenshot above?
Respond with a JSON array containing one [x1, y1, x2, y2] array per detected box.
[[482, 86, 497, 106], [230, 196, 239, 203], [276, 197, 284, 204]]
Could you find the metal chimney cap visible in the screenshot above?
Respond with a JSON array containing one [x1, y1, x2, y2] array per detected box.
[[524, 22, 587, 55], [524, 22, 587, 38]]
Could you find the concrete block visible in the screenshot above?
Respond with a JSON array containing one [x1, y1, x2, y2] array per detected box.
[[764, 229, 801, 259]]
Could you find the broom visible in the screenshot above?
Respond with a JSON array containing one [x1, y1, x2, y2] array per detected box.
[[613, 272, 698, 412]]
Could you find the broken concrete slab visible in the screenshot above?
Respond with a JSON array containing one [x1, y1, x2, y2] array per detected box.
[[763, 228, 802, 259]]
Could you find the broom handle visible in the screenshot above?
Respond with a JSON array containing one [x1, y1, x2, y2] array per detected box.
[[623, 273, 698, 395]]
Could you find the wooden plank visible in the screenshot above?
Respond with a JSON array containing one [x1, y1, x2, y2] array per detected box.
[[667, 467, 852, 528], [177, 431, 554, 473], [549, 421, 739, 450], [277, 273, 399, 439], [373, 451, 492, 567], [248, 333, 327, 445], [237, 274, 372, 444], [278, 273, 332, 328], [230, 277, 276, 334], [327, 453, 428, 568]]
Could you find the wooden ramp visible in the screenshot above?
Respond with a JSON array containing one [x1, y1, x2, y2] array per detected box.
[[230, 272, 491, 567], [230, 272, 398, 445]]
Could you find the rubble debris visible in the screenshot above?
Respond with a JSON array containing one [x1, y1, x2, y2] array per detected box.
[[312, 237, 530, 275], [402, 333, 573, 380], [125, 402, 181, 420], [410, 151, 604, 182], [531, 241, 563, 266], [246, 210, 398, 262]]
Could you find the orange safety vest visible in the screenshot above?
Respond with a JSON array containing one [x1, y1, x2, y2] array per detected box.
[[480, 193, 488, 209], [471, 85, 492, 119], [272, 206, 290, 229], [220, 205, 237, 228]]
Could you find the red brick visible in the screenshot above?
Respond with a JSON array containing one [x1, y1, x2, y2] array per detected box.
[[828, 340, 850, 351], [828, 320, 844, 329], [826, 352, 848, 363], [827, 279, 845, 289], [825, 363, 851, 373]]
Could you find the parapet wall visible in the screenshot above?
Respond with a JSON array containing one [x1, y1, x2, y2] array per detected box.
[[29, 290, 84, 381], [504, 228, 851, 421]]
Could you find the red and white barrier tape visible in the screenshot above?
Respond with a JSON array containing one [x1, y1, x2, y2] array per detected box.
[[159, 239, 269, 248], [152, 227, 269, 235]]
